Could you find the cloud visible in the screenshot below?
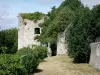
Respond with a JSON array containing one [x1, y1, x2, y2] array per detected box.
[[0, 4, 17, 30], [0, 18, 17, 30], [81, 0, 100, 8]]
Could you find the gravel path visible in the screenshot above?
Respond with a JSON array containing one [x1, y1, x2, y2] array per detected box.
[[34, 55, 100, 75]]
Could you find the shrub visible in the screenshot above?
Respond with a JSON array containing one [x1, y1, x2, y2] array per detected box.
[[91, 4, 100, 39], [17, 46, 47, 74], [68, 7, 93, 63], [0, 45, 47, 75], [33, 46, 47, 60], [0, 54, 28, 75], [17, 47, 40, 74], [0, 28, 18, 54]]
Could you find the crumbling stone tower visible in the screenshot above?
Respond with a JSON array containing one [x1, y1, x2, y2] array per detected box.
[[18, 13, 44, 49], [18, 12, 67, 55]]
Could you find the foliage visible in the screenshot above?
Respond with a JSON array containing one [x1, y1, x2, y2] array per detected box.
[[20, 12, 45, 21], [33, 46, 47, 60], [17, 47, 40, 74], [0, 54, 28, 75], [0, 46, 47, 75], [59, 0, 83, 10], [38, 6, 57, 43], [0, 28, 18, 54], [91, 4, 100, 39], [67, 4, 100, 63], [38, 0, 100, 63], [67, 7, 94, 63], [38, 0, 82, 43], [17, 46, 47, 74]]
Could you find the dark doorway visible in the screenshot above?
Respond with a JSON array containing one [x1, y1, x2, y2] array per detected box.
[[50, 43, 57, 56]]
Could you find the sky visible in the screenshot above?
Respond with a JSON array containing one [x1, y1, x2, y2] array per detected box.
[[0, 0, 100, 30]]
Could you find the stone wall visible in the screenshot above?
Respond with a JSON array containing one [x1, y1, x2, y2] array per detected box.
[[89, 42, 100, 70], [57, 25, 71, 55], [18, 14, 44, 49], [57, 32, 67, 55]]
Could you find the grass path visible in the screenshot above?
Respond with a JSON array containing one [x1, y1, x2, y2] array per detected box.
[[34, 55, 100, 75]]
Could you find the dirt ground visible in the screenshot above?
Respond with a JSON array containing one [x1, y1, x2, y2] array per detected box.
[[34, 55, 100, 75]]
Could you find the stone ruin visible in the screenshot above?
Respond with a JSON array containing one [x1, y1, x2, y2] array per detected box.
[[18, 13, 68, 55], [18, 14, 44, 49], [89, 37, 100, 70], [57, 24, 71, 55]]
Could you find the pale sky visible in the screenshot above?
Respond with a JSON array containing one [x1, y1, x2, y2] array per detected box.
[[0, 0, 100, 30]]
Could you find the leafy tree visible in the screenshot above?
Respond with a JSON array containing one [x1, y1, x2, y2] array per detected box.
[[68, 7, 93, 63], [0, 28, 18, 54], [59, 0, 83, 10], [35, 0, 100, 63], [38, 0, 82, 44], [67, 4, 100, 63], [91, 4, 100, 40], [38, 6, 57, 43]]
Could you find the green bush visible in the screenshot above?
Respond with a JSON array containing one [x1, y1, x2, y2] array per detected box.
[[17, 46, 47, 74], [0, 28, 18, 54], [17, 47, 40, 74], [0, 54, 28, 75], [0, 46, 47, 75], [33, 46, 47, 60], [91, 4, 100, 39], [68, 7, 93, 63]]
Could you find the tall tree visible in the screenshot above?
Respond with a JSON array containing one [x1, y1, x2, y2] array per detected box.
[[0, 28, 18, 54]]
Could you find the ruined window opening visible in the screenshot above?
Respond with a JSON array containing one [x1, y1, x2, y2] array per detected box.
[[34, 28, 40, 34]]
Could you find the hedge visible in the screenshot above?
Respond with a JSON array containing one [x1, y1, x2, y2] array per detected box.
[[17, 46, 47, 74], [0, 46, 47, 75], [0, 54, 28, 75], [67, 7, 93, 63]]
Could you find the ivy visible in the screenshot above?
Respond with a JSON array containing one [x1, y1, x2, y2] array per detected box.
[[20, 12, 45, 20]]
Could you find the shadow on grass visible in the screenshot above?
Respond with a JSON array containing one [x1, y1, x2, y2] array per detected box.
[[32, 69, 43, 74]]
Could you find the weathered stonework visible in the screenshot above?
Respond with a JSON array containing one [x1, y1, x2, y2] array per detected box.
[[90, 37, 100, 70], [18, 14, 44, 49], [18, 13, 69, 55], [90, 42, 100, 70], [57, 24, 72, 55], [57, 32, 67, 55]]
